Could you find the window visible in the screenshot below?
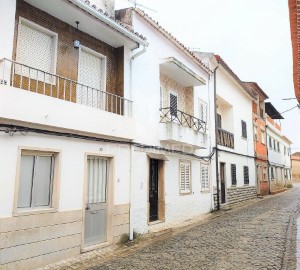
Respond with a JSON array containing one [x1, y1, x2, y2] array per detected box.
[[254, 126, 258, 141], [17, 18, 58, 81], [261, 130, 266, 145], [170, 92, 178, 117], [199, 100, 208, 123], [241, 120, 247, 139], [243, 166, 249, 185], [17, 153, 55, 209], [231, 164, 237, 186], [277, 142, 280, 152], [273, 139, 276, 151], [201, 164, 209, 191], [284, 146, 286, 155], [269, 136, 272, 149], [217, 114, 222, 129], [263, 167, 267, 181], [270, 167, 275, 179], [180, 161, 191, 194]]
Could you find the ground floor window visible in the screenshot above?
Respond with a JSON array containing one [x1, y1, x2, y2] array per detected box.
[[231, 164, 237, 186], [17, 151, 56, 209], [180, 161, 191, 194], [243, 166, 249, 185], [201, 164, 209, 191]]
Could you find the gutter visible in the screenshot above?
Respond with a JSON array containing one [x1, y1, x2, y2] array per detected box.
[[69, 0, 149, 47]]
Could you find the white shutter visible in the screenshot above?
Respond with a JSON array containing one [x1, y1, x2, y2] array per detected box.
[[180, 162, 191, 193], [18, 22, 53, 79], [201, 165, 209, 191], [78, 49, 103, 107]]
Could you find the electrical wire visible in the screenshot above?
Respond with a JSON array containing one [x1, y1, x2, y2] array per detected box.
[[0, 124, 215, 162], [265, 105, 298, 119]]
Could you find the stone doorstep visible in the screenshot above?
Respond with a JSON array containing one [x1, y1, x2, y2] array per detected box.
[[36, 189, 295, 270]]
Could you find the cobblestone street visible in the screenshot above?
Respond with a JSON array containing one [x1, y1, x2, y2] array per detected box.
[[86, 187, 300, 270]]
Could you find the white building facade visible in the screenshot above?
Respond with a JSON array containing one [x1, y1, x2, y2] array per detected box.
[[116, 9, 215, 234], [265, 103, 292, 192], [195, 54, 257, 207], [0, 0, 148, 269]]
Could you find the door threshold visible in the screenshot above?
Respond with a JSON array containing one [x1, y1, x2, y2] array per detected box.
[[148, 220, 165, 226], [81, 241, 112, 253]]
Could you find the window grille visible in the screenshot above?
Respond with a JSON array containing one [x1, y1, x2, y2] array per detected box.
[[243, 166, 249, 185], [231, 164, 237, 186]]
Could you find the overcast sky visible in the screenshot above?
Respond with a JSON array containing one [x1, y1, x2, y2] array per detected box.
[[116, 0, 300, 152]]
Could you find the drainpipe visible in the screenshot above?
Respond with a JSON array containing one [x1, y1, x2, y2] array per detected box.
[[266, 125, 271, 194], [213, 66, 220, 210], [129, 45, 147, 241]]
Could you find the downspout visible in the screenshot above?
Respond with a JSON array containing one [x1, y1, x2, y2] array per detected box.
[[129, 45, 147, 241], [266, 125, 271, 194], [213, 65, 220, 210]]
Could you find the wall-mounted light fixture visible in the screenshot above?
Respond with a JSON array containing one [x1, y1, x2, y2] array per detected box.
[[73, 21, 80, 49]]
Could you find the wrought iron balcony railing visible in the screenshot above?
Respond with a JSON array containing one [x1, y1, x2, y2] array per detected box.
[[0, 58, 132, 117], [217, 128, 234, 149], [160, 107, 207, 133]]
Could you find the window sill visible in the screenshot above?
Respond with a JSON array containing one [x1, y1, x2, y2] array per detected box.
[[179, 191, 192, 196], [241, 136, 248, 140], [201, 190, 210, 194], [13, 207, 57, 217]]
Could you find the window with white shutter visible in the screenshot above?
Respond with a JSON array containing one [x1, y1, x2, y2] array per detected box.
[[179, 161, 191, 194], [16, 18, 57, 80], [201, 164, 209, 191], [170, 92, 178, 117]]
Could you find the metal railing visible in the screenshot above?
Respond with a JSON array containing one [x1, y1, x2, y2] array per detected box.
[[0, 58, 132, 117], [217, 128, 234, 149], [160, 107, 207, 133]]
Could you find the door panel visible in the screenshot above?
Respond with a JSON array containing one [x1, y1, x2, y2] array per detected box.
[[149, 159, 159, 222], [220, 163, 226, 204], [84, 157, 108, 246]]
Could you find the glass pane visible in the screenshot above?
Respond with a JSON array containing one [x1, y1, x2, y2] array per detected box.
[[18, 156, 35, 208], [34, 156, 53, 207]]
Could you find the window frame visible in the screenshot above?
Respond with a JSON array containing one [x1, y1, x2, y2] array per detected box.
[[200, 163, 210, 192], [261, 130, 266, 145], [199, 99, 208, 124], [241, 120, 247, 139], [231, 164, 237, 186], [243, 166, 249, 185], [179, 161, 192, 195], [16, 17, 58, 81], [13, 147, 61, 216], [169, 91, 179, 118]]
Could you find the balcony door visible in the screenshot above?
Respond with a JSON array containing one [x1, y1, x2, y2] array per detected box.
[[77, 47, 106, 108], [220, 162, 226, 204]]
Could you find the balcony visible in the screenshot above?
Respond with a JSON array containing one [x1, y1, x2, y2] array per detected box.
[[217, 128, 234, 149], [0, 59, 132, 116], [0, 58, 135, 140], [159, 107, 207, 150]]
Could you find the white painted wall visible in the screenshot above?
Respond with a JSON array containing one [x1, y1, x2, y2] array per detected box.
[[0, 133, 131, 217], [128, 12, 214, 232]]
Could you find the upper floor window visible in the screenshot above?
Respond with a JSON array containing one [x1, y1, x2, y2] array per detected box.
[[217, 114, 222, 129], [277, 142, 280, 153], [199, 100, 208, 123], [170, 92, 178, 117], [241, 120, 247, 139], [17, 18, 58, 80], [269, 136, 272, 149], [270, 167, 275, 179], [261, 130, 266, 145]]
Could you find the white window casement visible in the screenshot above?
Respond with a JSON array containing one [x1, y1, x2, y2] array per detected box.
[[14, 148, 60, 215], [77, 46, 107, 107], [201, 164, 209, 191], [179, 161, 191, 194], [170, 92, 178, 117], [16, 17, 58, 81]]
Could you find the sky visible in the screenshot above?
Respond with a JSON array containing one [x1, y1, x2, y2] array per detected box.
[[116, 0, 300, 152]]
